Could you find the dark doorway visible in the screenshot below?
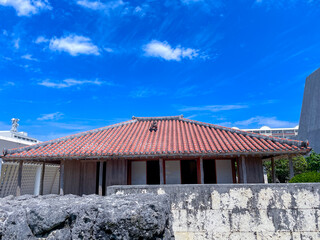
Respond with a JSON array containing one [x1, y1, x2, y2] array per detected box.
[[147, 161, 160, 184], [203, 160, 216, 184], [95, 162, 107, 195], [181, 160, 197, 184]]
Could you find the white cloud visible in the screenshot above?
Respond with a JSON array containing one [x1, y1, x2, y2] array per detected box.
[[76, 0, 125, 11], [21, 54, 38, 61], [49, 35, 99, 56], [180, 104, 249, 112], [181, 0, 204, 5], [5, 81, 15, 86], [0, 0, 51, 16], [37, 112, 63, 121], [129, 87, 166, 98], [13, 38, 20, 49], [235, 116, 297, 128], [38, 79, 103, 89], [143, 40, 199, 61], [104, 47, 113, 53], [35, 36, 48, 44]]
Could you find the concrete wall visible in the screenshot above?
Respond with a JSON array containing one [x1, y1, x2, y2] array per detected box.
[[108, 184, 320, 240], [299, 67, 320, 153]]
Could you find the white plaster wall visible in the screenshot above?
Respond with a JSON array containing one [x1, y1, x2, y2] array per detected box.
[[165, 161, 181, 184], [131, 161, 146, 185], [215, 160, 233, 183]]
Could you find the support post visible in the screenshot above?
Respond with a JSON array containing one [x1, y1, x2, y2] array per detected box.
[[34, 165, 42, 195], [196, 158, 201, 184], [98, 161, 103, 196], [16, 161, 23, 196], [289, 156, 294, 179], [271, 157, 276, 183], [159, 159, 164, 184], [200, 157, 204, 184], [40, 162, 45, 195], [241, 156, 247, 184], [59, 160, 65, 195]]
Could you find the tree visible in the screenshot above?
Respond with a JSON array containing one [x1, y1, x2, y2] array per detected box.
[[263, 155, 308, 183]]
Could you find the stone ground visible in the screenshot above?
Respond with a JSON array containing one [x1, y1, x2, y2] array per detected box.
[[0, 193, 174, 240]]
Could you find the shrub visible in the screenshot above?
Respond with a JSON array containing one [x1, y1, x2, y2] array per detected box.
[[289, 171, 320, 183]]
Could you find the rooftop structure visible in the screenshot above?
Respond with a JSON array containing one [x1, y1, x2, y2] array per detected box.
[[0, 118, 39, 151], [238, 126, 299, 139]]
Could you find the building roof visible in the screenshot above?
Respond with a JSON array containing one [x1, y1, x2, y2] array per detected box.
[[1, 115, 310, 161]]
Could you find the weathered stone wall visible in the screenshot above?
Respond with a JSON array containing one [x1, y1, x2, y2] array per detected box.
[[108, 184, 320, 240], [0, 193, 174, 239]]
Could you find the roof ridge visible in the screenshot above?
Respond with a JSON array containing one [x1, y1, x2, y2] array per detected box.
[[132, 115, 183, 121], [3, 119, 136, 156], [179, 118, 307, 148]]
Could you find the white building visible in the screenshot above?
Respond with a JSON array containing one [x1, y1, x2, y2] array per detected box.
[[235, 125, 299, 139], [0, 119, 59, 197]]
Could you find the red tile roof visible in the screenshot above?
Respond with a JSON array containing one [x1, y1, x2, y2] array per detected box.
[[2, 116, 310, 161]]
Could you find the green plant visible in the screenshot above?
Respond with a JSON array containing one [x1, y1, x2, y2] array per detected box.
[[292, 155, 308, 175], [305, 151, 320, 172], [289, 171, 320, 183]]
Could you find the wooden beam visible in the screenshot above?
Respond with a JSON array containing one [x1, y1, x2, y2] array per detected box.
[[241, 156, 247, 184], [16, 161, 23, 196], [289, 156, 294, 179], [40, 162, 45, 195], [59, 160, 65, 195], [271, 157, 276, 183], [98, 161, 103, 196], [159, 159, 164, 184]]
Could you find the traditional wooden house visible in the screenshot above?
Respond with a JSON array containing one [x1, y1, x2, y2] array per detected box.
[[1, 116, 311, 196]]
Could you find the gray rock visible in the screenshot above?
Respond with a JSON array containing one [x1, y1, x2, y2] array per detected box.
[[0, 193, 174, 240]]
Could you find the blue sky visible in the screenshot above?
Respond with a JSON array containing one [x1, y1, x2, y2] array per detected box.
[[1, 0, 320, 141]]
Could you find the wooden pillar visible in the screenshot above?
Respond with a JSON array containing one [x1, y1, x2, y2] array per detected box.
[[271, 157, 276, 183], [232, 159, 237, 183], [16, 161, 23, 196], [241, 156, 247, 184], [59, 160, 65, 195], [98, 161, 103, 196], [200, 157, 204, 184], [236, 158, 241, 183], [159, 159, 164, 184], [289, 156, 294, 179], [40, 162, 45, 195], [196, 158, 202, 184]]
